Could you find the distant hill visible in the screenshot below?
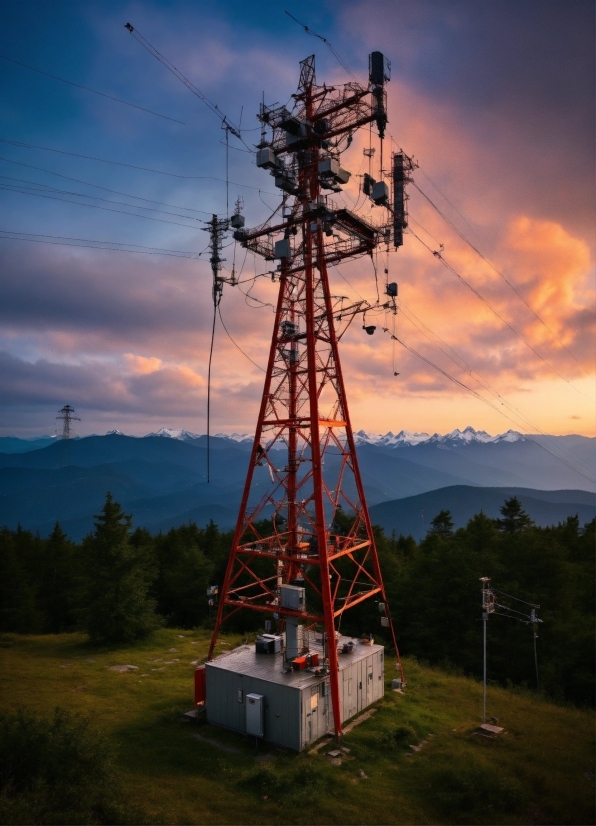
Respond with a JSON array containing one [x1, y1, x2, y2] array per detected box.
[[369, 485, 596, 541], [0, 436, 57, 453], [0, 431, 593, 540]]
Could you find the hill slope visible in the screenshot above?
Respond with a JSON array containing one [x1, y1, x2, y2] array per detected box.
[[369, 485, 596, 539], [0, 629, 592, 825], [0, 433, 594, 539]]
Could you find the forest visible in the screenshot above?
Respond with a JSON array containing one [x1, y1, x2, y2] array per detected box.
[[0, 493, 593, 708]]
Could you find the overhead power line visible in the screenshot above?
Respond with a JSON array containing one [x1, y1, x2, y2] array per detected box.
[[0, 138, 277, 193], [407, 225, 593, 401], [412, 178, 591, 377], [0, 229, 208, 258], [0, 175, 209, 221], [0, 175, 205, 222], [284, 11, 361, 85], [125, 23, 246, 145], [392, 333, 596, 485], [395, 298, 596, 478], [0, 182, 202, 230], [0, 53, 184, 124], [0, 156, 211, 215]]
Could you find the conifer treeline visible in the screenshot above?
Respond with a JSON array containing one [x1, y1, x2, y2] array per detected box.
[[0, 494, 593, 707]]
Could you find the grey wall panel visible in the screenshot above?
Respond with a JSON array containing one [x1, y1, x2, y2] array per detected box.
[[207, 643, 385, 750]]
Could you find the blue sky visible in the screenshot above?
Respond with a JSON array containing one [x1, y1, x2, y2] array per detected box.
[[0, 1, 593, 437]]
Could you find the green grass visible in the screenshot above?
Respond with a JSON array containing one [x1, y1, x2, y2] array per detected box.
[[0, 629, 593, 825]]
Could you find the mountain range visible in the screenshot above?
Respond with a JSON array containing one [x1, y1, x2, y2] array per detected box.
[[0, 427, 593, 541]]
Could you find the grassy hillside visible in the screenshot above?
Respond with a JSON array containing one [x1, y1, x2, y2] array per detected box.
[[0, 628, 593, 825]]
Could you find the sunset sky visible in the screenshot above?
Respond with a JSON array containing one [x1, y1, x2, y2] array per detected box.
[[0, 1, 594, 438]]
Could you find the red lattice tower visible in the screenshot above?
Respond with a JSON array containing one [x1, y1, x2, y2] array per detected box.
[[208, 53, 411, 738]]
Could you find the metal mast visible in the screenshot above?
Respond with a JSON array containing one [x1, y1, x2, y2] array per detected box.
[[208, 53, 411, 739], [56, 404, 80, 467]]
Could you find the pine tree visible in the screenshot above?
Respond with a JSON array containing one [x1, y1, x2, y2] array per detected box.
[[38, 522, 77, 633], [429, 509, 454, 538], [82, 493, 160, 643], [496, 496, 535, 533]]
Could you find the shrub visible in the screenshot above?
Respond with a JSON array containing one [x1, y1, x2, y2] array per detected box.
[[0, 707, 137, 824]]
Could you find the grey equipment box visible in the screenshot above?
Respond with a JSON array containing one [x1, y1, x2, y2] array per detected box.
[[256, 634, 282, 654], [246, 693, 265, 737], [274, 238, 291, 260], [280, 584, 305, 610]]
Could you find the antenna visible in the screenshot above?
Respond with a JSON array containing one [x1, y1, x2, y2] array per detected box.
[[480, 577, 543, 722], [207, 50, 412, 744], [202, 214, 231, 484], [480, 577, 495, 723]]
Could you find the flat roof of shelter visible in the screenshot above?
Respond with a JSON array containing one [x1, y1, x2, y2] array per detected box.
[[207, 635, 384, 689]]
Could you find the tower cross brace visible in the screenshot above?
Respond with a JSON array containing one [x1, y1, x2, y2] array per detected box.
[[208, 53, 407, 739]]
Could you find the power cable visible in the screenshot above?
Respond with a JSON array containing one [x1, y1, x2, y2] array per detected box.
[[218, 306, 265, 372], [392, 333, 596, 485], [407, 226, 593, 401], [0, 139, 277, 193], [396, 298, 596, 477], [491, 587, 540, 609], [412, 180, 591, 377], [125, 23, 249, 148], [0, 156, 212, 215], [0, 229, 208, 258], [0, 175, 205, 222], [206, 302, 217, 484], [0, 182, 204, 230], [0, 53, 184, 124], [284, 11, 362, 86]]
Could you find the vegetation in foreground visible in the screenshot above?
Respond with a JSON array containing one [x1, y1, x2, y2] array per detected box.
[[0, 629, 593, 825], [1, 494, 593, 708]]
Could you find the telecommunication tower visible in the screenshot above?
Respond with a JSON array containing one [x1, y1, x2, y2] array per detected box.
[[208, 52, 413, 739]]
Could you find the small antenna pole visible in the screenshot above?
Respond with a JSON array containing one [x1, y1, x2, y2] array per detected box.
[[480, 577, 494, 723], [204, 213, 230, 482], [531, 608, 540, 690]]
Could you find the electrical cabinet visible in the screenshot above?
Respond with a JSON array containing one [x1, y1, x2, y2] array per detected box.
[[274, 239, 291, 260], [280, 584, 305, 610], [245, 693, 264, 737]]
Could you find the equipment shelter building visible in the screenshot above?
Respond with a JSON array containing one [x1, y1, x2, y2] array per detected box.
[[205, 635, 385, 752]]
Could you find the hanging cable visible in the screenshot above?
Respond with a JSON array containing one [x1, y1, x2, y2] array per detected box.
[[0, 174, 206, 222], [284, 11, 362, 86], [0, 156, 212, 214], [391, 332, 596, 485], [412, 178, 591, 378], [0, 54, 184, 123], [125, 23, 249, 148], [395, 300, 595, 477], [218, 306, 265, 372], [0, 139, 278, 193], [206, 301, 217, 484], [0, 229, 208, 258], [0, 182, 203, 230], [407, 226, 593, 401]]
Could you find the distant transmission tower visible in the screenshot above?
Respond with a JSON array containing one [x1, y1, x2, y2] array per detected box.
[[56, 405, 80, 467]]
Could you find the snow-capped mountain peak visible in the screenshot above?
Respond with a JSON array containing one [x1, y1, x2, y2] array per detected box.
[[141, 426, 526, 447], [145, 427, 201, 441], [354, 427, 525, 447]]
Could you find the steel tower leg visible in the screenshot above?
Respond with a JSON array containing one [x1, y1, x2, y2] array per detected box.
[[207, 52, 406, 741]]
